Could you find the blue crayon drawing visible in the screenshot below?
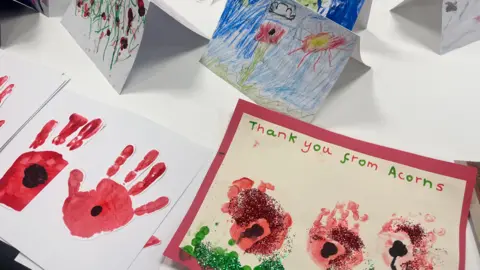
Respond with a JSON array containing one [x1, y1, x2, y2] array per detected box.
[[298, 0, 366, 30], [201, 0, 358, 121]]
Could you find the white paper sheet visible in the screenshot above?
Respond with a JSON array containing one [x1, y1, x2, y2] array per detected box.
[[0, 51, 68, 152], [0, 91, 209, 270]]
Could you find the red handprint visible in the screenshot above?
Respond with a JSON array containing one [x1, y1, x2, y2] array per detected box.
[[221, 178, 292, 255], [62, 145, 169, 238], [378, 213, 446, 270], [0, 75, 15, 127], [0, 113, 102, 211], [307, 201, 368, 270]]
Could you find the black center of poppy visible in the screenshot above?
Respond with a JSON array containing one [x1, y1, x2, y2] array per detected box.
[[321, 242, 338, 258], [22, 164, 48, 188], [389, 240, 408, 270], [268, 29, 276, 36], [90, 205, 103, 217], [241, 224, 264, 239]]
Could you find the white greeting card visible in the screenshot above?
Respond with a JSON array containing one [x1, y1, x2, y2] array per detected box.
[[0, 51, 68, 152], [0, 91, 210, 270]]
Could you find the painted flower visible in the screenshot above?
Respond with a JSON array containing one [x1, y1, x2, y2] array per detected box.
[[62, 178, 134, 238], [307, 202, 367, 270], [0, 151, 68, 211], [221, 178, 292, 255], [255, 22, 286, 44]]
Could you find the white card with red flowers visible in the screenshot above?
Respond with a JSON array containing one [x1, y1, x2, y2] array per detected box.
[[164, 100, 476, 270], [0, 91, 210, 270], [61, 0, 149, 92], [0, 51, 68, 152]]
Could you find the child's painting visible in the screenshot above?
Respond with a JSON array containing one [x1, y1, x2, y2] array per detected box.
[[0, 91, 209, 270], [200, 0, 358, 122], [441, 0, 480, 53], [62, 0, 149, 91], [165, 99, 476, 269], [298, 0, 366, 30], [0, 51, 68, 151]]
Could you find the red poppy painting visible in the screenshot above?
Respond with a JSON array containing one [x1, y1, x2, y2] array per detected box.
[[0, 113, 103, 211], [62, 145, 169, 238]]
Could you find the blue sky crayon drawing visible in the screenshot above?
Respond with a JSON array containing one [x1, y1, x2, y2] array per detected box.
[[200, 0, 358, 121], [298, 0, 366, 30]]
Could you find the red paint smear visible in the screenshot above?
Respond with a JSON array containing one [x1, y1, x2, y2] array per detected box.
[[52, 113, 88, 145], [30, 120, 58, 149], [67, 118, 103, 151], [128, 162, 166, 196], [144, 236, 161, 248], [378, 215, 444, 269], [134, 196, 169, 216], [0, 76, 8, 86], [0, 120, 5, 127], [0, 84, 14, 104], [127, 8, 133, 34], [124, 150, 159, 183], [222, 178, 291, 255], [307, 201, 366, 270], [0, 151, 68, 211], [63, 178, 134, 238], [107, 145, 135, 177]]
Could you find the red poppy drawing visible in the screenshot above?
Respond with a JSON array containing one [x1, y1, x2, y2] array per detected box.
[[255, 22, 286, 44], [307, 201, 368, 270], [378, 213, 446, 269], [221, 177, 292, 255], [0, 75, 15, 128], [0, 113, 103, 211], [62, 145, 169, 238]]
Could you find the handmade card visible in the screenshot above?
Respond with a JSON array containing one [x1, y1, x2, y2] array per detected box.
[[455, 161, 480, 250], [200, 0, 366, 122], [0, 51, 68, 151], [13, 0, 70, 16], [298, 0, 373, 30], [62, 0, 149, 92], [165, 99, 476, 270], [0, 91, 210, 270]]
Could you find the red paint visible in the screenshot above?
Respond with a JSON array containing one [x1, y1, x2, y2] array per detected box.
[[83, 3, 90, 17], [0, 151, 68, 211], [107, 145, 135, 177], [62, 147, 169, 238], [0, 120, 5, 127], [128, 162, 166, 196], [30, 120, 58, 149], [378, 214, 445, 269], [0, 76, 8, 86], [120, 37, 128, 50], [222, 178, 291, 255], [164, 100, 476, 270], [127, 8, 134, 34], [138, 0, 145, 16], [66, 118, 103, 151], [52, 113, 88, 145], [124, 150, 159, 183], [134, 196, 169, 216], [144, 236, 161, 248], [0, 84, 14, 105], [307, 201, 366, 270]]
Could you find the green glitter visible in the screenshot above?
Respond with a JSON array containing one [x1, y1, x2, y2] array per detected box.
[[191, 237, 201, 246], [228, 239, 236, 246], [256, 258, 284, 270], [195, 232, 206, 240], [200, 226, 210, 235]]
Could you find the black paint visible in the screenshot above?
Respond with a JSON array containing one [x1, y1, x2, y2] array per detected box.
[[389, 240, 408, 270], [22, 164, 48, 188], [321, 242, 338, 259], [241, 224, 264, 239], [90, 205, 103, 217]]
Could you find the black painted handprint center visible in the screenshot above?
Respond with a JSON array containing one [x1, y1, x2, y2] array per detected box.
[[321, 242, 338, 258], [22, 164, 48, 188], [389, 240, 408, 270], [241, 224, 265, 239], [90, 205, 103, 217]]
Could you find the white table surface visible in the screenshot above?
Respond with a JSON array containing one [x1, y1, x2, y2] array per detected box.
[[1, 0, 480, 268]]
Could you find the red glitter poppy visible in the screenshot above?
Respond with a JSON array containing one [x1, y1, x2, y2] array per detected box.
[[255, 22, 286, 44], [62, 145, 170, 238], [0, 151, 68, 211], [378, 214, 445, 269], [221, 178, 292, 255], [307, 201, 368, 270]]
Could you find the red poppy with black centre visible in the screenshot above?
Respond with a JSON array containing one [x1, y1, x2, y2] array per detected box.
[[255, 22, 286, 44], [0, 151, 68, 211]]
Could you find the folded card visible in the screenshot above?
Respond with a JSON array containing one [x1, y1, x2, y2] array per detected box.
[[165, 99, 476, 269]]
